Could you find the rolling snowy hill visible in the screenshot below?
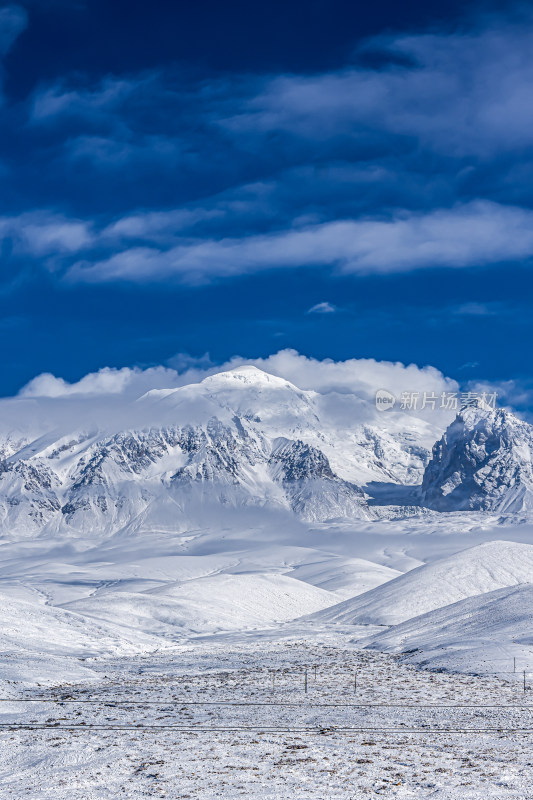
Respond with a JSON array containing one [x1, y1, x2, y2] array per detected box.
[[0, 590, 168, 686], [60, 573, 338, 636], [286, 556, 402, 599], [309, 540, 533, 626], [368, 583, 533, 674]]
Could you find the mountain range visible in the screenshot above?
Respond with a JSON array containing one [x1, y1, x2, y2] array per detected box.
[[0, 365, 532, 538]]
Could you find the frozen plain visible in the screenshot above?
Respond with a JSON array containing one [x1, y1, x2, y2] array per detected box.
[[1, 629, 533, 799]]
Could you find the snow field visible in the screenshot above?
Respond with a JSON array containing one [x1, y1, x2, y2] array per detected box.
[[0, 634, 532, 799]]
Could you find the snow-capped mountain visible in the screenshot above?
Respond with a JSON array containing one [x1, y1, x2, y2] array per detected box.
[[5, 365, 533, 537], [421, 401, 533, 512], [0, 365, 437, 537]]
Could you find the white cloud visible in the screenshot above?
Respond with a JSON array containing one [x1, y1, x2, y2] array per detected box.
[[307, 302, 337, 314], [20, 365, 181, 398], [17, 349, 458, 430], [102, 208, 222, 243], [0, 212, 93, 257], [29, 16, 533, 162], [3, 349, 458, 448], [225, 349, 457, 406], [467, 378, 533, 419], [229, 19, 533, 158], [65, 201, 533, 283], [4, 198, 533, 286], [20, 350, 530, 443], [18, 348, 456, 403], [31, 77, 141, 122], [12, 15, 533, 286]]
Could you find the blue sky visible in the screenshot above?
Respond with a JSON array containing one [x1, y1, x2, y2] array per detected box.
[[0, 0, 532, 399]]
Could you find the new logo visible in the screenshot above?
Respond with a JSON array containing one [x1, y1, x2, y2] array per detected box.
[[375, 389, 396, 412]]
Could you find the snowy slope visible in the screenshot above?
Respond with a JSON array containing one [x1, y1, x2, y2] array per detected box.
[[310, 540, 533, 626], [368, 583, 533, 674], [60, 573, 338, 636], [0, 590, 167, 686], [287, 557, 401, 599], [422, 401, 533, 512]]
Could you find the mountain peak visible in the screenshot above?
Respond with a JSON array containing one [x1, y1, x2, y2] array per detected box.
[[201, 365, 298, 391], [421, 400, 533, 512], [138, 366, 300, 408], [459, 396, 497, 416]]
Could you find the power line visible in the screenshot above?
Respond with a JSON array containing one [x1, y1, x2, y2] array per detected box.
[[0, 723, 532, 734], [0, 699, 532, 708]]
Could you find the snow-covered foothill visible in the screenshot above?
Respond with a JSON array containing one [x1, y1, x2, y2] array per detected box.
[[309, 540, 533, 626], [60, 572, 339, 636], [367, 582, 533, 674]]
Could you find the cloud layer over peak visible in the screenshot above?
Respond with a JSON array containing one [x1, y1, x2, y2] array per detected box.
[[16, 348, 459, 431]]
